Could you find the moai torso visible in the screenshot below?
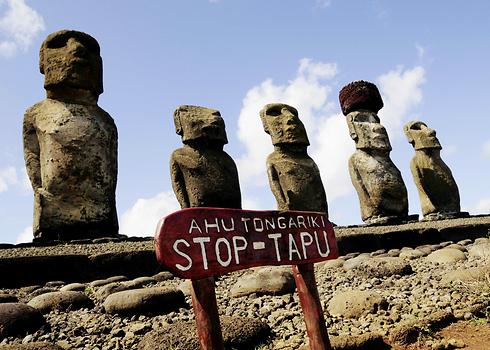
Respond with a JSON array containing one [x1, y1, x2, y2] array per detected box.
[[23, 30, 118, 240], [261, 103, 328, 213], [170, 105, 241, 209], [339, 81, 408, 224], [405, 121, 460, 219]]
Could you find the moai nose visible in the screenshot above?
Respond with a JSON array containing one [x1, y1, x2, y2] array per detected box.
[[67, 38, 88, 56]]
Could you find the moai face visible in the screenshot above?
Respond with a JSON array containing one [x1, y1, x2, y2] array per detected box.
[[347, 112, 391, 151], [40, 30, 103, 97], [174, 105, 228, 145], [260, 103, 309, 146], [404, 121, 441, 150]]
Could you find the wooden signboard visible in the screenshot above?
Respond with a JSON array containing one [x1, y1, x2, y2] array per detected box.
[[155, 207, 338, 350]]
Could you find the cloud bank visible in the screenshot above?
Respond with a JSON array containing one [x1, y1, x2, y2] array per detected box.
[[0, 0, 44, 57]]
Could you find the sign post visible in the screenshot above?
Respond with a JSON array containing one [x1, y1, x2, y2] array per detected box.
[[155, 207, 338, 350]]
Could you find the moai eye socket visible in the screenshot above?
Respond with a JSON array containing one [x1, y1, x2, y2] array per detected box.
[[46, 34, 69, 49], [267, 106, 283, 116], [410, 122, 424, 130]]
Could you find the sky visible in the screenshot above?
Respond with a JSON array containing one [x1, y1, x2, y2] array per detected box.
[[1, 0, 490, 244]]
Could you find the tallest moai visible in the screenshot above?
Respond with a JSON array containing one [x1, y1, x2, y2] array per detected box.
[[23, 30, 118, 241]]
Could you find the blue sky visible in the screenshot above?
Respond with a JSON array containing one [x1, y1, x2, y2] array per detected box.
[[1, 0, 490, 243]]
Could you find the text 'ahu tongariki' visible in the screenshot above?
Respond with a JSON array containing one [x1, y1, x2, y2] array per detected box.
[[404, 120, 462, 220], [23, 30, 118, 241], [339, 81, 409, 225]]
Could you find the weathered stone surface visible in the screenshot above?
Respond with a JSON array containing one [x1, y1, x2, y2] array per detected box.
[[468, 242, 490, 259], [27, 291, 94, 313], [426, 248, 467, 264], [330, 332, 389, 350], [327, 290, 386, 318], [90, 275, 128, 288], [170, 105, 241, 209], [231, 266, 295, 298], [342, 254, 370, 271], [316, 258, 345, 270], [0, 303, 45, 338], [404, 120, 461, 220], [358, 257, 412, 278], [59, 283, 85, 292], [442, 265, 490, 284], [399, 249, 425, 260], [474, 237, 490, 245], [341, 82, 408, 224], [103, 287, 187, 315], [0, 343, 63, 350], [152, 271, 174, 282], [339, 80, 384, 116], [260, 103, 328, 214], [94, 282, 128, 301], [27, 287, 58, 299], [138, 316, 270, 350], [23, 30, 118, 241]]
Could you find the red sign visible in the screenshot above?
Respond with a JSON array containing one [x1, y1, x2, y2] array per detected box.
[[155, 208, 338, 279]]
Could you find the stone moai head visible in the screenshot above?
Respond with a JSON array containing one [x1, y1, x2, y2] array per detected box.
[[340, 81, 391, 151], [173, 105, 228, 146], [40, 30, 103, 98], [404, 121, 441, 150], [260, 103, 309, 146]]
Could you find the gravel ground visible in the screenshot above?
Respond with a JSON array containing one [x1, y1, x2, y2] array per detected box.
[[1, 237, 489, 349]]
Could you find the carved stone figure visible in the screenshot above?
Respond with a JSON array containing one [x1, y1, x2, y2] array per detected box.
[[23, 30, 118, 241], [170, 105, 241, 209], [340, 81, 408, 224], [260, 103, 328, 214], [404, 120, 461, 220]]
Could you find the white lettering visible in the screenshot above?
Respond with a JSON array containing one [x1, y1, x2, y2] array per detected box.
[[268, 233, 282, 262], [288, 233, 302, 260], [264, 218, 275, 230], [314, 230, 330, 257], [221, 218, 235, 232], [193, 237, 211, 270], [300, 232, 314, 259], [232, 236, 248, 264], [296, 216, 306, 228], [241, 217, 251, 232], [173, 239, 192, 271], [188, 219, 202, 234], [288, 217, 298, 229], [204, 218, 220, 233], [253, 218, 264, 232], [277, 217, 286, 229], [310, 216, 320, 227], [215, 238, 232, 267]]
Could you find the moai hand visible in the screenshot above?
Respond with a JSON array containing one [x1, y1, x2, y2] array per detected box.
[[170, 105, 241, 209], [23, 30, 118, 241], [404, 120, 461, 220], [260, 103, 328, 214], [340, 81, 409, 225]]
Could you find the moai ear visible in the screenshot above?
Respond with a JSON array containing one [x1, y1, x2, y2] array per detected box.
[[173, 108, 183, 136], [346, 115, 358, 141]]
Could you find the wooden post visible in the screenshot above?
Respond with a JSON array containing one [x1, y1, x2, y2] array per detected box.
[[292, 263, 332, 350], [190, 277, 224, 350]]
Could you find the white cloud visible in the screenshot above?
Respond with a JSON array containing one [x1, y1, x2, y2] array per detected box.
[[236, 59, 426, 209], [377, 65, 426, 138], [0, 166, 17, 192], [120, 191, 180, 237], [0, 0, 45, 57], [469, 198, 490, 215], [482, 139, 490, 158], [415, 43, 425, 60], [16, 225, 32, 243]]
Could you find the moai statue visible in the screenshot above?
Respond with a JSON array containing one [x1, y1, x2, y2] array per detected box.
[[404, 120, 461, 220], [339, 81, 409, 225], [261, 103, 331, 348], [260, 103, 328, 214], [23, 30, 118, 241], [170, 105, 241, 348], [170, 105, 241, 209]]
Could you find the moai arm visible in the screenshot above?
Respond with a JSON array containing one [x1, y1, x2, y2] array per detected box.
[[267, 161, 287, 210], [170, 155, 190, 209], [348, 156, 374, 220], [410, 158, 436, 214], [23, 113, 41, 190]]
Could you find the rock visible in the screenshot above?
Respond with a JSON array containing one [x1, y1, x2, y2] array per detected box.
[[317, 258, 345, 270], [468, 243, 490, 259], [0, 344, 63, 350], [44, 281, 65, 287], [442, 265, 490, 284], [230, 267, 295, 298], [426, 248, 466, 264], [445, 244, 466, 252], [399, 249, 425, 260], [125, 276, 156, 288], [327, 290, 387, 318], [103, 287, 187, 315], [27, 287, 58, 299], [152, 271, 174, 282], [330, 332, 389, 350], [0, 293, 18, 303], [90, 275, 127, 288], [95, 282, 129, 301], [0, 303, 45, 338], [343, 254, 371, 271], [474, 238, 490, 245], [389, 323, 419, 345], [138, 316, 270, 350], [177, 280, 192, 297], [358, 257, 412, 278], [27, 291, 94, 313], [59, 283, 86, 292]]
